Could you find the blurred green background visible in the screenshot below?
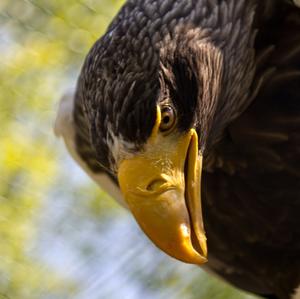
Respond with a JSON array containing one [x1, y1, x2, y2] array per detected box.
[[0, 1, 258, 299]]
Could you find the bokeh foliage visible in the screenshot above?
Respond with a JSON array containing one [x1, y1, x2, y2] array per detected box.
[[0, 1, 257, 299], [0, 1, 123, 298]]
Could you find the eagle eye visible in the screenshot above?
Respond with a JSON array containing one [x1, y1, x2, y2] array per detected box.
[[159, 105, 176, 133]]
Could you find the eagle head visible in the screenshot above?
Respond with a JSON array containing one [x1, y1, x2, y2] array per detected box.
[[76, 1, 255, 265]]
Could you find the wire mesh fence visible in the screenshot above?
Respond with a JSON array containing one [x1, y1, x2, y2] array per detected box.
[[0, 1, 257, 299]]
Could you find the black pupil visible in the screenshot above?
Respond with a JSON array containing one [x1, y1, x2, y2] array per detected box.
[[163, 116, 170, 124]]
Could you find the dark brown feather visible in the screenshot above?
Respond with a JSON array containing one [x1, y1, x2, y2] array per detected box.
[[72, 1, 300, 298], [203, 2, 300, 297]]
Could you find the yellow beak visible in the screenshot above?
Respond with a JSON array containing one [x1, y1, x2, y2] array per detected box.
[[117, 107, 207, 264]]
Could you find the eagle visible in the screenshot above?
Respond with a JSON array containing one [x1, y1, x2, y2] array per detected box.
[[54, 1, 300, 298]]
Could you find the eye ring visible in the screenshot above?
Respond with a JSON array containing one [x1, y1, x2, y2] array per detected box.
[[159, 105, 176, 133]]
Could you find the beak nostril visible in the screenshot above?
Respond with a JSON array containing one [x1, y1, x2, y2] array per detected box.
[[146, 179, 167, 191]]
